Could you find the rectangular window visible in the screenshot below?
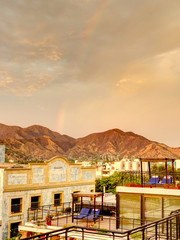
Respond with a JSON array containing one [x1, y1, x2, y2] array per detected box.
[[120, 194, 141, 229], [10, 222, 21, 238], [163, 198, 180, 217], [31, 196, 40, 210], [145, 197, 161, 221], [54, 193, 62, 206], [11, 198, 22, 214]]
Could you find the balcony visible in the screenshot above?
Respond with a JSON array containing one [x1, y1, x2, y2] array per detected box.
[[117, 170, 180, 189]]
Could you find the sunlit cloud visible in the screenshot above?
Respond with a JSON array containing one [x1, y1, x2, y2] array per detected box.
[[115, 77, 144, 95], [0, 71, 13, 87]]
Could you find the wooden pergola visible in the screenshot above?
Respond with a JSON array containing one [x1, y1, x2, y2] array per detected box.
[[139, 157, 175, 185], [72, 192, 103, 223]]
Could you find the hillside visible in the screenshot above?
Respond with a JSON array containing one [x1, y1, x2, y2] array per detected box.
[[0, 123, 180, 162]]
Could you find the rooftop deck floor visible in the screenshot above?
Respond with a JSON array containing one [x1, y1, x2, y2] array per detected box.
[[51, 215, 119, 232]]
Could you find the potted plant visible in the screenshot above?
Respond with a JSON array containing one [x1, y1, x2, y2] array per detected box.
[[65, 207, 71, 213], [46, 213, 53, 225], [164, 184, 178, 189], [126, 182, 136, 187]]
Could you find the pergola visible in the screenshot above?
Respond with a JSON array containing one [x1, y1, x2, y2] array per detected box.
[[72, 192, 103, 223], [139, 157, 175, 185]]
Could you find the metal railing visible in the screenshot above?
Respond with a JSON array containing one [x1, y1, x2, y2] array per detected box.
[[77, 200, 116, 216], [21, 210, 180, 239], [72, 214, 152, 231], [27, 200, 116, 223], [27, 202, 71, 222], [117, 171, 180, 187], [28, 207, 149, 231], [54, 199, 61, 206]]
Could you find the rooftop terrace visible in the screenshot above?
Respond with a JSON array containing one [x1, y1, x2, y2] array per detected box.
[[20, 209, 180, 240]]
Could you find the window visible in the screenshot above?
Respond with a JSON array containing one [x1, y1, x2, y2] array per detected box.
[[11, 198, 22, 214], [31, 196, 40, 210], [145, 197, 161, 221], [10, 222, 21, 238], [163, 198, 180, 217], [120, 195, 141, 219], [54, 193, 62, 207], [120, 194, 141, 229]]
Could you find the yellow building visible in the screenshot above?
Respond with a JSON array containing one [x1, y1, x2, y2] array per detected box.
[[0, 156, 96, 239]]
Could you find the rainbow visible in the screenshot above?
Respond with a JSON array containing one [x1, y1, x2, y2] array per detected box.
[[83, 0, 111, 41]]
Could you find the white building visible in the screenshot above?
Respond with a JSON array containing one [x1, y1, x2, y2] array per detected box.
[[0, 156, 96, 239]]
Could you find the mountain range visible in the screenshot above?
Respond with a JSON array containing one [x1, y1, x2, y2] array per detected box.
[[0, 123, 180, 162]]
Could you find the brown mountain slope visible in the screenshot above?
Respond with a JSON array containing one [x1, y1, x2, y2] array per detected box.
[[0, 123, 75, 142], [0, 123, 180, 162], [3, 136, 66, 161], [67, 129, 180, 159], [0, 123, 76, 161]]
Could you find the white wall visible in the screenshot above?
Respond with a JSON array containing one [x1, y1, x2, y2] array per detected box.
[[1, 184, 94, 239]]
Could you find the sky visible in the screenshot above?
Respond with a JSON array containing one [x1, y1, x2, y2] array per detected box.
[[0, 0, 180, 147]]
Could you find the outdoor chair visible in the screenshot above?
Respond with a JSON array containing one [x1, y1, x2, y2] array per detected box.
[[144, 176, 160, 185], [73, 208, 90, 219], [158, 176, 173, 185], [84, 209, 100, 220]]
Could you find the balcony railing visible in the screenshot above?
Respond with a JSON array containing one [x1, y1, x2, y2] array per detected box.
[[54, 199, 61, 206], [27, 202, 71, 222], [21, 210, 180, 240], [116, 171, 180, 188]]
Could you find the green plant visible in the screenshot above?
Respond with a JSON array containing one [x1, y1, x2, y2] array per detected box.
[[30, 216, 35, 221], [131, 231, 146, 240], [46, 213, 53, 223], [62, 224, 72, 228], [90, 224, 107, 234], [65, 207, 71, 213], [16, 232, 22, 239], [95, 172, 142, 194], [5, 238, 15, 240]]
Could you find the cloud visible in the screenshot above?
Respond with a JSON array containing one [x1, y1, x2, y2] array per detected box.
[[19, 38, 62, 61], [1, 0, 180, 96], [115, 78, 144, 95], [0, 59, 64, 96]]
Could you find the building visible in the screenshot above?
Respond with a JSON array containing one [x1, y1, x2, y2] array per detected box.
[[175, 159, 180, 169], [100, 159, 143, 177], [14, 157, 180, 240], [116, 186, 180, 225], [0, 156, 96, 239], [116, 158, 180, 230]]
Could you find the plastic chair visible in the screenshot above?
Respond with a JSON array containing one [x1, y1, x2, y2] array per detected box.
[[84, 209, 100, 220], [158, 176, 173, 185], [144, 176, 160, 185], [73, 208, 90, 219]]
